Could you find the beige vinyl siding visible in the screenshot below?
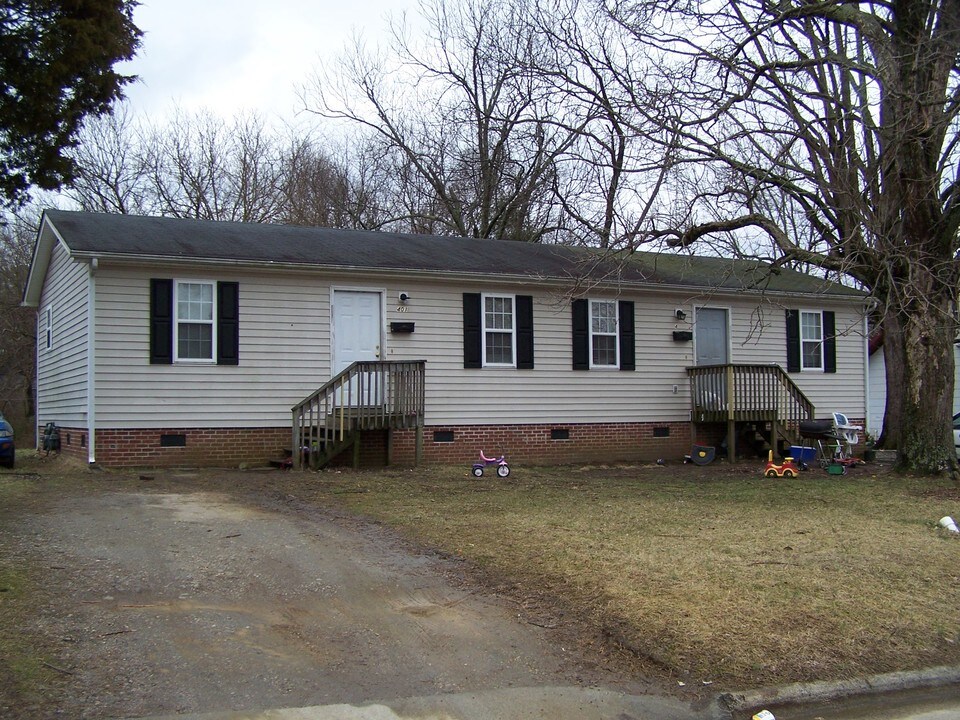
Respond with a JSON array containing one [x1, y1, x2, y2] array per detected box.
[[386, 282, 866, 426], [868, 351, 886, 435], [36, 241, 89, 425], [95, 266, 334, 428], [720, 302, 867, 419], [93, 265, 865, 429]]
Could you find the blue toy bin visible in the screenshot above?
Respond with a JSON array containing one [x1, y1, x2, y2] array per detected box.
[[788, 445, 817, 463]]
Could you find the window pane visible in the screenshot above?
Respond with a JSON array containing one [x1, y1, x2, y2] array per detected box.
[[178, 323, 212, 360], [592, 335, 617, 366], [802, 340, 822, 369], [801, 312, 821, 340], [178, 282, 213, 321], [591, 301, 616, 333], [590, 300, 617, 366], [486, 331, 513, 364], [800, 311, 823, 369], [482, 295, 514, 365], [485, 296, 513, 330]]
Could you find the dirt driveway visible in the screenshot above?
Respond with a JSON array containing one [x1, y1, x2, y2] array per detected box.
[[2, 463, 667, 719]]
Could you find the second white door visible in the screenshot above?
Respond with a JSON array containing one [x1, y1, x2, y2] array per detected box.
[[333, 290, 382, 376]]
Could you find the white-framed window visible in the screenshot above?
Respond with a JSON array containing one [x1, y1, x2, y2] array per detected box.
[[39, 306, 52, 351], [590, 299, 619, 368], [800, 310, 823, 371], [482, 293, 515, 366], [175, 281, 216, 362]]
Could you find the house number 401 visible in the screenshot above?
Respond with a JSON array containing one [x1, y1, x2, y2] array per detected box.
[[396, 305, 407, 312]]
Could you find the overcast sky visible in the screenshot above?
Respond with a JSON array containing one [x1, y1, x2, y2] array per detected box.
[[118, 0, 412, 124]]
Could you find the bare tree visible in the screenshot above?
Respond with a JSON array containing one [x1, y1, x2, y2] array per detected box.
[[523, 0, 679, 248], [280, 134, 394, 230], [70, 106, 155, 214], [0, 207, 41, 436], [606, 0, 960, 473], [305, 0, 576, 240], [143, 110, 287, 223], [69, 106, 395, 231]]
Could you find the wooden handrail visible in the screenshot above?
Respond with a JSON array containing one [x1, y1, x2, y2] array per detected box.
[[686, 363, 815, 427], [292, 360, 426, 469]]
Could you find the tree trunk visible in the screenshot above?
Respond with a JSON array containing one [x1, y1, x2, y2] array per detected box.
[[886, 301, 957, 474]]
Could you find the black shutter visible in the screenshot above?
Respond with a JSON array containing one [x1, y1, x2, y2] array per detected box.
[[572, 299, 589, 370], [823, 310, 836, 374], [217, 282, 239, 365], [785, 309, 800, 372], [516, 295, 534, 369], [150, 279, 173, 364], [463, 293, 482, 368], [618, 300, 635, 371]]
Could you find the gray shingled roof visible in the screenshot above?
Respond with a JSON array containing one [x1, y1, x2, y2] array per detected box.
[[44, 209, 863, 297]]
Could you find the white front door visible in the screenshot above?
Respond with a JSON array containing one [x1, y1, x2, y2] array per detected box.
[[333, 290, 382, 375]]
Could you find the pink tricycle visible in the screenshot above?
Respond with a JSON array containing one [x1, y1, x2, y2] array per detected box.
[[472, 451, 510, 478]]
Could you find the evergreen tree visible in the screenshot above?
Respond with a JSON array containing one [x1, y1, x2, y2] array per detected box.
[[0, 0, 141, 206]]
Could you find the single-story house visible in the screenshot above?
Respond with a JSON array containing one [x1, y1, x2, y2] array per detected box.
[[22, 210, 869, 468]]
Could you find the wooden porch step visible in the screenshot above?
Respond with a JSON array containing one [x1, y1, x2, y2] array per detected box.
[[292, 360, 426, 469]]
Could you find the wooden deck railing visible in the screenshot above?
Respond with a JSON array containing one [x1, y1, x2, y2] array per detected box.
[[686, 363, 815, 430], [292, 360, 425, 469]]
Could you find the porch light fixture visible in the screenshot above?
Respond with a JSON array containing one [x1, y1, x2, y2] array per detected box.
[[675, 308, 687, 321]]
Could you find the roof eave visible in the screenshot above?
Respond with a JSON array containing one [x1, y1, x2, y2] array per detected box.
[[70, 250, 865, 302], [21, 212, 67, 308]]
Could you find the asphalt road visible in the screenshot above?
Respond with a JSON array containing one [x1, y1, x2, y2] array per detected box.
[[776, 685, 960, 720]]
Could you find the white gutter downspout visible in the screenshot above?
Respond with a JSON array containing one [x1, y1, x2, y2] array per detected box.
[[87, 258, 97, 464], [863, 309, 871, 436], [33, 311, 39, 452]]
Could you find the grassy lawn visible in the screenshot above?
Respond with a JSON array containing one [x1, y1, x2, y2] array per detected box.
[[309, 462, 960, 689], [0, 469, 66, 710]]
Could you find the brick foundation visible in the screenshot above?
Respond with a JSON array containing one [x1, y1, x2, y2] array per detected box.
[[42, 426, 90, 463], [390, 421, 693, 466], [38, 421, 696, 468], [91, 427, 290, 468], [46, 418, 870, 469]]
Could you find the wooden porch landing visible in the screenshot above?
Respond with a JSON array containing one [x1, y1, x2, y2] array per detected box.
[[687, 364, 815, 459]]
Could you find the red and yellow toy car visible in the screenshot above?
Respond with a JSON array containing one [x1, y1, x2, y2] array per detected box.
[[764, 450, 800, 478]]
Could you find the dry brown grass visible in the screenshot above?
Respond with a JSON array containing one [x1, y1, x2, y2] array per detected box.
[[0, 471, 73, 711], [309, 461, 960, 688]]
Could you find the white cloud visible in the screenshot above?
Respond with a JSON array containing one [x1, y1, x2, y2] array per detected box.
[[119, 0, 408, 123]]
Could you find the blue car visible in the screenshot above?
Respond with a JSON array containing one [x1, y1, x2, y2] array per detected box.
[[0, 413, 14, 469]]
